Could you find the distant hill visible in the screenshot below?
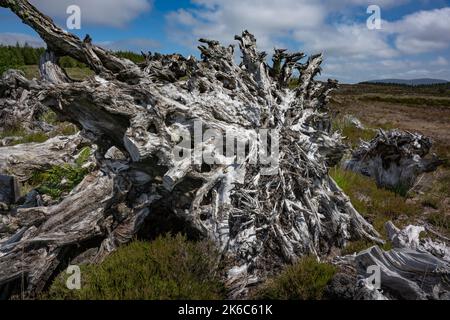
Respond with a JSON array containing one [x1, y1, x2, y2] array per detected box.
[[362, 78, 449, 86]]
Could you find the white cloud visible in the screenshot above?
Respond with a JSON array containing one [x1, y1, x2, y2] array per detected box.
[[166, 1, 449, 82], [340, 0, 409, 8], [322, 57, 449, 83], [386, 8, 450, 54], [29, 0, 152, 27], [166, 0, 398, 58], [295, 24, 397, 59], [0, 32, 45, 47], [432, 56, 449, 66], [166, 0, 327, 50]]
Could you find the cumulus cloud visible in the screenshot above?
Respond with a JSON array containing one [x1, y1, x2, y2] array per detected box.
[[166, 0, 399, 59], [29, 0, 152, 27], [295, 24, 397, 59], [166, 0, 327, 50], [322, 57, 449, 82], [339, 0, 409, 8], [166, 0, 449, 82], [386, 8, 450, 54]]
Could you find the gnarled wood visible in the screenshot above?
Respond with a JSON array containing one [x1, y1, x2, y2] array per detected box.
[[0, 134, 89, 182], [344, 130, 443, 191], [0, 0, 387, 299]]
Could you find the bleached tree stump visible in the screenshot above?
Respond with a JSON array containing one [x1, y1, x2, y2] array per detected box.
[[0, 0, 383, 299]]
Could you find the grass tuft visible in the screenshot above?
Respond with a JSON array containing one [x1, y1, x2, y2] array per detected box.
[[0, 127, 49, 145], [330, 167, 421, 236]]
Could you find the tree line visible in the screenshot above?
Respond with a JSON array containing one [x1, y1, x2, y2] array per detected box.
[[0, 43, 145, 74]]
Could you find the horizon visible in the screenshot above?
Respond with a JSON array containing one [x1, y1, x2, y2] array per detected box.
[[0, 0, 449, 83]]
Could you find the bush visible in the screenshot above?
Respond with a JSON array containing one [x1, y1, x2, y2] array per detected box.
[[255, 256, 336, 300], [45, 235, 225, 300], [115, 51, 145, 64]]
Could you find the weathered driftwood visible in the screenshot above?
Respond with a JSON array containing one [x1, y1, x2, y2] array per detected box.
[[336, 222, 450, 300], [0, 69, 46, 132], [0, 134, 89, 182], [344, 130, 443, 191], [0, 0, 384, 299], [0, 175, 20, 210], [0, 168, 131, 298]]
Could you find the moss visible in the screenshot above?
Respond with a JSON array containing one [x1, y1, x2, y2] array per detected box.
[[45, 235, 225, 300], [15, 132, 49, 145], [0, 127, 49, 145], [56, 123, 79, 136], [30, 164, 89, 199], [75, 147, 92, 167], [255, 256, 336, 300], [29, 149, 91, 200], [40, 110, 59, 125]]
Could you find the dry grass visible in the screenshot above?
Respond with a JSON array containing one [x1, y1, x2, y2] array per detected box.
[[20, 65, 93, 80], [330, 167, 421, 237], [359, 95, 450, 108]]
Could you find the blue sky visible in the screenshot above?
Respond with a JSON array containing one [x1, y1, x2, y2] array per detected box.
[[0, 0, 449, 83]]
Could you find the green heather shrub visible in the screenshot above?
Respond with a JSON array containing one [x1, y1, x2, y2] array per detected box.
[[45, 235, 225, 300], [75, 147, 92, 166], [255, 256, 336, 300]]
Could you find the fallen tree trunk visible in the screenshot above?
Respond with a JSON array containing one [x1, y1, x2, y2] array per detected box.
[[0, 69, 46, 132], [343, 222, 450, 300], [0, 0, 384, 299], [0, 134, 89, 182]]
